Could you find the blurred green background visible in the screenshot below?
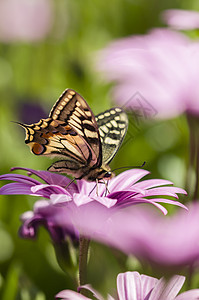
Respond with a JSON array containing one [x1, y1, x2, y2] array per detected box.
[[0, 0, 197, 299]]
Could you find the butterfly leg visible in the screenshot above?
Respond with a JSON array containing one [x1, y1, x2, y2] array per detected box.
[[96, 179, 99, 196], [65, 177, 76, 190], [103, 179, 110, 196], [88, 183, 97, 196]]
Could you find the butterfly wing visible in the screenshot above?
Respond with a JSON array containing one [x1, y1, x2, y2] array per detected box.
[[19, 89, 128, 180], [22, 119, 91, 161], [49, 89, 102, 166], [19, 89, 102, 177], [95, 108, 128, 165]]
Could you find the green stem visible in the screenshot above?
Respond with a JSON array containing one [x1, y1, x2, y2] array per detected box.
[[79, 235, 90, 295], [193, 135, 199, 200], [186, 114, 195, 196], [186, 113, 199, 200], [186, 263, 194, 290]]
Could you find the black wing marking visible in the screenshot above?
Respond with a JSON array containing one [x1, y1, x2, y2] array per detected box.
[[95, 107, 128, 165]]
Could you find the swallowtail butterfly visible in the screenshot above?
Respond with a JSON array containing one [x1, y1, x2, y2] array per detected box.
[[18, 89, 128, 181]]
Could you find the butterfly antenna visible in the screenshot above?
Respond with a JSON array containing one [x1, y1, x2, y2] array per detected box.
[[11, 121, 29, 129], [111, 161, 146, 173]]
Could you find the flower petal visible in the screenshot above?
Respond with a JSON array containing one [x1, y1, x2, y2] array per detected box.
[[78, 284, 104, 300], [132, 179, 173, 189], [111, 194, 168, 214], [31, 184, 70, 196], [175, 289, 199, 299], [20, 211, 34, 222], [76, 180, 105, 196], [109, 169, 150, 191], [148, 275, 185, 300], [109, 190, 145, 202], [142, 200, 168, 215], [0, 173, 40, 185], [56, 290, 92, 300], [143, 187, 187, 198], [50, 194, 72, 204], [11, 167, 78, 192], [73, 194, 117, 208], [73, 194, 95, 206], [0, 182, 39, 195], [19, 214, 44, 239], [140, 274, 158, 300], [151, 198, 188, 210], [117, 271, 142, 300], [92, 196, 117, 208]]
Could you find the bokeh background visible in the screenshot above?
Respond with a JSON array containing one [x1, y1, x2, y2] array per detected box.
[[0, 0, 197, 299]]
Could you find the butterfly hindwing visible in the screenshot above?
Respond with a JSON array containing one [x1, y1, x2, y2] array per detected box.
[[95, 107, 128, 164]]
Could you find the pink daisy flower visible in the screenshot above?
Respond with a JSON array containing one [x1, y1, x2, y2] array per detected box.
[[0, 167, 186, 241], [56, 271, 199, 300], [97, 28, 199, 119], [162, 9, 199, 30]]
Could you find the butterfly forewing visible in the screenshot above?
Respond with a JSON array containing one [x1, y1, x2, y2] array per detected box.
[[23, 118, 94, 170], [95, 107, 128, 165], [49, 89, 102, 166]]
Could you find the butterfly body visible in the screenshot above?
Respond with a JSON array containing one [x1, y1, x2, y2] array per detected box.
[[18, 89, 128, 181]]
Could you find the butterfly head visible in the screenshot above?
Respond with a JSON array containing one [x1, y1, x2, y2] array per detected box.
[[103, 171, 112, 179]]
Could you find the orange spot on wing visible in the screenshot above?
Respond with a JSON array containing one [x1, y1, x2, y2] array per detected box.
[[32, 143, 45, 155]]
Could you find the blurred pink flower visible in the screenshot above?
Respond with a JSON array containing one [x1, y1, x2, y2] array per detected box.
[[56, 271, 199, 300], [62, 203, 199, 270], [0, 0, 53, 42], [162, 9, 199, 30], [38, 199, 199, 271], [109, 203, 199, 268], [97, 29, 199, 118]]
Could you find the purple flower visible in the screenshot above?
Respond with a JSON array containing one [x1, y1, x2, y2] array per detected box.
[[0, 168, 186, 268], [162, 9, 199, 30], [97, 28, 199, 118], [56, 271, 199, 299], [0, 167, 186, 215], [0, 167, 195, 270], [0, 0, 53, 43]]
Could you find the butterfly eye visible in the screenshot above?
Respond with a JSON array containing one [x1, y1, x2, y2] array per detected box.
[[104, 171, 112, 179]]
